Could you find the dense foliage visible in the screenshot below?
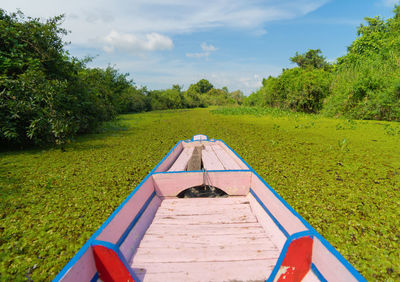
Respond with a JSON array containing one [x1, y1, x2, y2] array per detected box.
[[323, 6, 400, 120], [1, 108, 399, 280], [245, 49, 332, 113], [0, 10, 145, 147], [0, 10, 241, 147], [246, 5, 400, 121]]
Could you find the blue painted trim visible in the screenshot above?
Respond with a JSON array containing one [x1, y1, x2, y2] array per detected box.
[[183, 139, 217, 143], [218, 139, 365, 281], [191, 134, 209, 141], [116, 192, 156, 246], [152, 169, 251, 175], [55, 135, 365, 281], [152, 140, 182, 173], [90, 272, 98, 282], [53, 140, 182, 281], [92, 240, 116, 250], [267, 230, 314, 282], [249, 188, 289, 238], [91, 240, 139, 282], [153, 170, 204, 174], [311, 263, 327, 282], [312, 233, 366, 281]]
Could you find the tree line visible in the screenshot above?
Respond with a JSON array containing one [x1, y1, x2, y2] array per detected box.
[[245, 5, 400, 121], [0, 10, 243, 147]]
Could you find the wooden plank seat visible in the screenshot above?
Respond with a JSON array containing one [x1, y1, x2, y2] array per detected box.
[[202, 144, 242, 170], [168, 147, 195, 171], [130, 197, 281, 282]]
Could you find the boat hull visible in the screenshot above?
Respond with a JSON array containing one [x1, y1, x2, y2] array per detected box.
[[54, 135, 365, 282]]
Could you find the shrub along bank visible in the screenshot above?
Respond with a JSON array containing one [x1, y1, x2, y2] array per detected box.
[[246, 5, 400, 121], [0, 10, 242, 148]]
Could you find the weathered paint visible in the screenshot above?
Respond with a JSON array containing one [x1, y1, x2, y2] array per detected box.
[[96, 177, 154, 244], [55, 135, 365, 282], [152, 171, 251, 196], [215, 140, 249, 169], [168, 146, 194, 171], [56, 247, 97, 282], [302, 269, 322, 282], [119, 196, 161, 261], [312, 237, 359, 281], [275, 236, 313, 281], [131, 197, 280, 281], [211, 144, 242, 169], [251, 175, 308, 236], [192, 134, 208, 141], [92, 245, 134, 282], [133, 261, 275, 282], [154, 141, 183, 173], [247, 193, 287, 250], [202, 145, 225, 170]]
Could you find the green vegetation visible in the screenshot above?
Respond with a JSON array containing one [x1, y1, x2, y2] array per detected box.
[[1, 108, 399, 280], [246, 5, 400, 121], [0, 10, 241, 148], [1, 5, 399, 282]]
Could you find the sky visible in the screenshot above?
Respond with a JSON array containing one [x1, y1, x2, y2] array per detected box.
[[1, 0, 398, 94]]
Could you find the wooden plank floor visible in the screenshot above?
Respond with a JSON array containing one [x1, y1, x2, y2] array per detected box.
[[130, 197, 281, 282]]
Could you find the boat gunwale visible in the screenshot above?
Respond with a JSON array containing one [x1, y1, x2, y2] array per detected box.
[[52, 140, 183, 281], [53, 135, 366, 282], [221, 139, 365, 282]]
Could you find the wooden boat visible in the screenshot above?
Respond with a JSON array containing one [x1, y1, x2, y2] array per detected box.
[[54, 134, 365, 282]]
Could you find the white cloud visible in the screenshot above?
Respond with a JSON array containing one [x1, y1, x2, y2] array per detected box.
[[186, 52, 209, 59], [0, 0, 330, 46], [102, 31, 173, 53], [201, 43, 217, 52], [0, 0, 329, 93], [186, 42, 217, 59], [90, 55, 281, 95]]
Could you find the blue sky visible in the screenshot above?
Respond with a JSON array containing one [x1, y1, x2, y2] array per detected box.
[[1, 0, 398, 94]]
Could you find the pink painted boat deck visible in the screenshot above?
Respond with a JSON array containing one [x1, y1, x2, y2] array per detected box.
[[130, 197, 281, 282], [168, 142, 245, 172], [55, 135, 364, 282]]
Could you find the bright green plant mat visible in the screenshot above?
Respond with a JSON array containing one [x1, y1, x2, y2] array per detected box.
[[1, 108, 399, 280]]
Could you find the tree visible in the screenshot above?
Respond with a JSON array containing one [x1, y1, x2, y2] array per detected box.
[[229, 90, 245, 105], [290, 49, 329, 70], [0, 9, 147, 147], [195, 79, 214, 94]]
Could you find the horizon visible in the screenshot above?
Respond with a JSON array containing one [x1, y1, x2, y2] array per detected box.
[[1, 0, 398, 94]]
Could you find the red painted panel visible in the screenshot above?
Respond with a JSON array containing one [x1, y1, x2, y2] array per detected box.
[[277, 236, 313, 281], [93, 245, 135, 282]]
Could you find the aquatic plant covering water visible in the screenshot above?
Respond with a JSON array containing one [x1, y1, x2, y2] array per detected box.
[[1, 108, 399, 280]]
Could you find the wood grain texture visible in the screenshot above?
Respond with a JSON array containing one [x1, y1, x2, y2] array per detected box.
[[155, 142, 183, 173], [247, 194, 287, 250], [216, 140, 249, 169], [120, 196, 161, 261], [168, 147, 194, 171], [96, 177, 155, 244], [130, 197, 281, 281], [302, 270, 321, 282], [211, 144, 242, 170], [202, 145, 225, 170], [250, 175, 307, 236], [133, 260, 275, 282], [59, 247, 97, 282], [187, 146, 203, 171], [312, 238, 358, 282], [152, 171, 251, 196]]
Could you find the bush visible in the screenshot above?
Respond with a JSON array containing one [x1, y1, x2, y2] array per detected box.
[[246, 67, 331, 113], [323, 5, 400, 121], [0, 10, 148, 147], [323, 56, 400, 120]]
